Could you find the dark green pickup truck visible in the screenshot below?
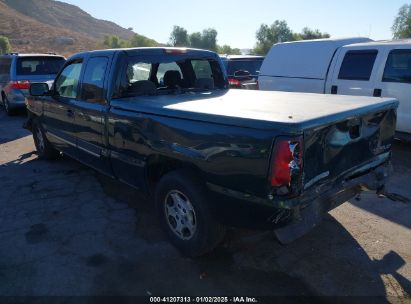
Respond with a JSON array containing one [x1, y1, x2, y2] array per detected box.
[[25, 47, 398, 257]]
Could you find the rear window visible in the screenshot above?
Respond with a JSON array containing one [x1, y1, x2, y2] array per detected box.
[[338, 50, 378, 81], [121, 56, 226, 97], [16, 57, 65, 75], [383, 49, 411, 84], [227, 59, 263, 76]]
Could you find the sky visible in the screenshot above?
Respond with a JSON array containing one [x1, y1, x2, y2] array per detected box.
[[61, 0, 406, 49]]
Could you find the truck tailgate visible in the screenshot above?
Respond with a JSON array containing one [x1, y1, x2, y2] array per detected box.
[[303, 106, 397, 190]]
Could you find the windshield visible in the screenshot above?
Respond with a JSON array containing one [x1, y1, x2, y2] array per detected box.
[[227, 59, 263, 76], [119, 56, 227, 97], [16, 57, 65, 76]]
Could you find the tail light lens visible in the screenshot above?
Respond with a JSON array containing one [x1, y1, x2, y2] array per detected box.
[[270, 136, 303, 195], [228, 78, 241, 87], [10, 80, 30, 90]]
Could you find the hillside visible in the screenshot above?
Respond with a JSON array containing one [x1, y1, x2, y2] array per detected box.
[[2, 0, 134, 40], [0, 0, 146, 57]]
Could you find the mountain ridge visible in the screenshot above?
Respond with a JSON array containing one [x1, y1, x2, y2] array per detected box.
[[0, 0, 152, 56]]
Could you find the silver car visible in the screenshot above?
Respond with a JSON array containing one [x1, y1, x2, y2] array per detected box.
[[0, 53, 65, 115]]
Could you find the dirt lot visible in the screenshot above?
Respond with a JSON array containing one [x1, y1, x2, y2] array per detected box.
[[0, 109, 410, 301]]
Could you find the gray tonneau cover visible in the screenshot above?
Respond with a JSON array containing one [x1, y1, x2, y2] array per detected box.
[[111, 90, 398, 132]]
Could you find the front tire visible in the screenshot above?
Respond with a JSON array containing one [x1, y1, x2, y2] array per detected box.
[[155, 170, 225, 257], [32, 119, 59, 160]]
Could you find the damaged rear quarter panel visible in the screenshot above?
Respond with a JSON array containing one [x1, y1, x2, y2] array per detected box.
[[303, 107, 397, 189], [107, 107, 282, 197]]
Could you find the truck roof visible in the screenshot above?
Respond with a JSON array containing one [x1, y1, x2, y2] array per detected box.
[[259, 37, 373, 80], [344, 39, 411, 48], [71, 47, 218, 58]]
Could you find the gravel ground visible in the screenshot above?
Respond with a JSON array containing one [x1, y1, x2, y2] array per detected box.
[[0, 109, 410, 301]]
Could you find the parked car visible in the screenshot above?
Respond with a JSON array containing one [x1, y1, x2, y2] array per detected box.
[[220, 55, 264, 89], [0, 53, 65, 115], [258, 38, 411, 140], [25, 47, 398, 257]]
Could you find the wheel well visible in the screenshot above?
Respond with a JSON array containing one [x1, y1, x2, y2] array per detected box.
[[146, 155, 203, 194]]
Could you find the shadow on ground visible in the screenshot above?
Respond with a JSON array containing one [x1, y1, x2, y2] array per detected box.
[[0, 115, 409, 299]]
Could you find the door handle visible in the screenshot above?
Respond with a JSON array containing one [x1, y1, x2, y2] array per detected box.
[[373, 88, 382, 97], [67, 109, 74, 117], [78, 111, 91, 121], [331, 85, 338, 94]]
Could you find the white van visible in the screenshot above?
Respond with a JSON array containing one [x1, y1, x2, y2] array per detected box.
[[259, 38, 411, 138]]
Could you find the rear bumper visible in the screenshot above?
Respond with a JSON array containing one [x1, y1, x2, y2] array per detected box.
[[274, 161, 390, 243], [207, 155, 390, 233]]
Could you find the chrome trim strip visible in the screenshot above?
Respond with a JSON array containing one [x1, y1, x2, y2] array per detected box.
[[47, 131, 76, 147], [77, 145, 101, 158], [47, 131, 101, 158]]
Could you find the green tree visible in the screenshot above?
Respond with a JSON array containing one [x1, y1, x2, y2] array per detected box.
[[129, 34, 157, 47], [294, 27, 330, 40], [103, 35, 128, 48], [0, 36, 12, 54], [254, 20, 294, 55], [392, 4, 411, 38], [218, 44, 241, 55], [169, 25, 189, 47], [200, 28, 218, 51], [189, 32, 203, 48], [188, 29, 218, 51]]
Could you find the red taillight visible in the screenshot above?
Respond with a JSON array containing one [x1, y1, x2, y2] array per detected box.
[[10, 80, 30, 90], [271, 140, 293, 187], [270, 137, 303, 190], [228, 78, 241, 86]]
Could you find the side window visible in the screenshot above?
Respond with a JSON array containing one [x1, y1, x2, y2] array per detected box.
[[81, 57, 108, 103], [127, 62, 151, 82], [192, 60, 213, 79], [383, 49, 411, 84], [338, 50, 378, 81], [55, 61, 83, 98]]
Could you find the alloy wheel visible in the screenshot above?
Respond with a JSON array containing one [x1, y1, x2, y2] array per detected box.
[[164, 190, 197, 240]]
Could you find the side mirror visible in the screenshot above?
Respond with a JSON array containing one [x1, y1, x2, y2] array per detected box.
[[30, 83, 50, 96]]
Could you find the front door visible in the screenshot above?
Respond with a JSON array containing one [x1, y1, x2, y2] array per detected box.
[[377, 48, 411, 134], [73, 55, 113, 175], [43, 59, 83, 156]]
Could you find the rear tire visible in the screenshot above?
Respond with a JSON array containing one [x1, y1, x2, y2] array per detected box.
[[155, 170, 225, 257], [32, 119, 59, 160], [3, 96, 14, 116]]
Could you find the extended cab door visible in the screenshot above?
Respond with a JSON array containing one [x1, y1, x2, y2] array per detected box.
[[327, 47, 381, 96], [43, 58, 83, 156], [72, 55, 113, 175], [375, 47, 411, 134]]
